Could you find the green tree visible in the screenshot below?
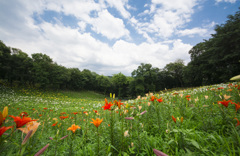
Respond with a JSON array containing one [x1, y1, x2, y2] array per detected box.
[[0, 41, 11, 81], [96, 75, 112, 95], [163, 59, 185, 87], [31, 53, 53, 88], [68, 68, 84, 90], [131, 63, 159, 95], [10, 48, 33, 85], [112, 73, 128, 98]]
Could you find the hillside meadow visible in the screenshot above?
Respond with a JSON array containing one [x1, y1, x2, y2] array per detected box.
[[0, 82, 240, 156]]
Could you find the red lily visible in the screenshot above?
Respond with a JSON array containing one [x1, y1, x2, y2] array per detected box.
[[218, 100, 232, 108], [59, 116, 68, 120], [0, 126, 14, 137], [157, 98, 163, 103], [149, 96, 156, 101], [9, 115, 37, 128], [102, 98, 113, 110], [232, 102, 240, 111], [172, 115, 176, 123], [234, 118, 240, 127]]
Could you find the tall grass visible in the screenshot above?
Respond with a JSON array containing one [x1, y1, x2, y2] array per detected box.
[[0, 82, 240, 155]]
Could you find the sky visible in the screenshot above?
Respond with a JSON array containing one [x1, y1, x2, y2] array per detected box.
[[0, 0, 239, 76]]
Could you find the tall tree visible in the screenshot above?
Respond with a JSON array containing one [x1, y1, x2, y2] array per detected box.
[[163, 59, 185, 87], [112, 73, 128, 98]]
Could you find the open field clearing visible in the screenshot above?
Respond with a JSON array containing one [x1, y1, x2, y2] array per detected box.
[[0, 82, 240, 155]]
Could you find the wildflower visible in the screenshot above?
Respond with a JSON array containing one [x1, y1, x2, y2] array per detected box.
[[218, 100, 232, 108], [2, 106, 8, 118], [34, 144, 49, 156], [22, 130, 33, 145], [52, 122, 58, 127], [181, 117, 183, 123], [223, 94, 231, 100], [114, 100, 124, 109], [234, 118, 240, 127], [72, 112, 78, 115], [9, 115, 37, 128], [138, 106, 142, 111], [218, 87, 224, 90], [157, 98, 163, 103], [149, 96, 156, 101], [60, 135, 68, 140], [124, 130, 129, 137], [125, 117, 134, 120], [60, 112, 66, 115], [204, 96, 209, 100], [19, 112, 28, 117], [148, 102, 151, 106], [18, 121, 40, 137], [140, 110, 147, 115], [91, 118, 103, 128], [102, 99, 113, 110], [67, 124, 80, 133], [232, 102, 240, 112], [185, 95, 191, 98], [52, 118, 58, 121], [43, 107, 47, 110], [153, 149, 168, 156], [0, 112, 4, 126], [172, 116, 176, 123], [0, 126, 14, 137], [59, 116, 68, 120]]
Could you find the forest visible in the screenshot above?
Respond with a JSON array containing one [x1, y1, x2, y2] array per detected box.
[[0, 8, 240, 98]]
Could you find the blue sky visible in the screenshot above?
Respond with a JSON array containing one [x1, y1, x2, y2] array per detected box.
[[0, 0, 239, 76]]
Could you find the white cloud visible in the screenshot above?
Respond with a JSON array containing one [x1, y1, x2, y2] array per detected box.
[[215, 0, 237, 3], [105, 0, 131, 19], [4, 0, 227, 76], [90, 10, 130, 40], [134, 0, 199, 39], [177, 27, 208, 37]]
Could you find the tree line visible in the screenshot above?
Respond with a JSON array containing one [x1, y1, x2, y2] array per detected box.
[[0, 8, 239, 98]]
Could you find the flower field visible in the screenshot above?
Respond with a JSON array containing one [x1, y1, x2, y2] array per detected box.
[[0, 82, 240, 155]]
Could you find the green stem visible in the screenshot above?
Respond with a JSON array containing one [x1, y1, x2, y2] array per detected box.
[[97, 128, 100, 156]]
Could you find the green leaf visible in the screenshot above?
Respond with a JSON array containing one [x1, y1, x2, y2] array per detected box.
[[185, 138, 200, 149]]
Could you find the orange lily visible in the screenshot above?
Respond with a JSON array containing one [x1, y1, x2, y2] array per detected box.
[[18, 121, 40, 137], [67, 124, 80, 133], [149, 96, 156, 101], [91, 118, 103, 128]]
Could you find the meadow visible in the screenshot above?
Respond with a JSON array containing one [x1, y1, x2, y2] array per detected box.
[[0, 82, 240, 156]]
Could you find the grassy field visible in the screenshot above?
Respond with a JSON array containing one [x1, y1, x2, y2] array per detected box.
[[0, 82, 240, 155]]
